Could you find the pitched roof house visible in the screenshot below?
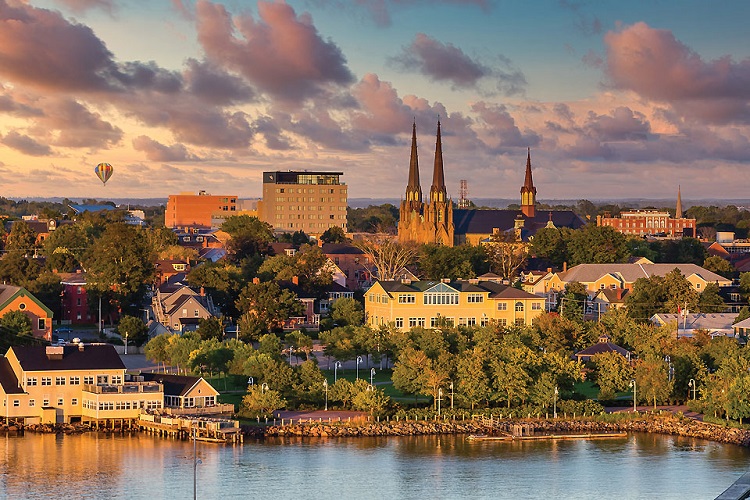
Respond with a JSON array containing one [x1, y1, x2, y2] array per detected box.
[[0, 285, 54, 340]]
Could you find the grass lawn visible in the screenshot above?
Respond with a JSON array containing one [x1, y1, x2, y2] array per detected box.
[[574, 380, 600, 400]]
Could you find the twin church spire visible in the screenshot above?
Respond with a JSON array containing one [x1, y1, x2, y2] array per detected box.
[[405, 120, 447, 205]]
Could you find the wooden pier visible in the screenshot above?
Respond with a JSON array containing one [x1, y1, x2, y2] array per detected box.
[[138, 413, 243, 444]]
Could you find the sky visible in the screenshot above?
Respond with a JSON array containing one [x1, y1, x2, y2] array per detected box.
[[1, 0, 750, 202]]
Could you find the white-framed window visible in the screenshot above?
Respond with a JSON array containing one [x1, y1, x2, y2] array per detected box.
[[466, 293, 484, 303], [27, 377, 37, 386], [515, 302, 524, 312], [29, 400, 35, 407], [498, 303, 507, 311], [395, 318, 403, 329], [57, 398, 64, 406], [423, 292, 459, 305], [408, 317, 425, 328], [13, 400, 19, 407], [43, 399, 50, 406], [532, 303, 542, 311], [398, 294, 416, 304], [55, 377, 66, 386], [97, 375, 108, 385], [71, 399, 78, 406], [498, 318, 507, 326], [41, 377, 51, 386], [112, 376, 122, 385], [515, 318, 525, 326], [70, 376, 80, 385], [84, 376, 94, 385]]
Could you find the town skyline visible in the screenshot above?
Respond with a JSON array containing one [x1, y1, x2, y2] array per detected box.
[[1, 1, 749, 200]]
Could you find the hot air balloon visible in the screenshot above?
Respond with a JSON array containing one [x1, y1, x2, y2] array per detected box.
[[94, 162, 114, 186]]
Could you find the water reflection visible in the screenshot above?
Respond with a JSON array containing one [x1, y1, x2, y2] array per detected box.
[[0, 432, 748, 499]]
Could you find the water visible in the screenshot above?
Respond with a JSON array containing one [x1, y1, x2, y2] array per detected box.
[[0, 432, 747, 499]]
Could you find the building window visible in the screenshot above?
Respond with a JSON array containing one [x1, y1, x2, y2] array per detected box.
[[696, 283, 701, 290], [27, 377, 37, 386], [395, 318, 403, 328], [498, 318, 507, 326], [41, 377, 51, 386], [18, 303, 26, 310], [408, 317, 425, 327], [112, 376, 122, 385], [515, 318, 525, 326], [70, 376, 80, 385], [515, 302, 524, 312], [466, 293, 484, 303], [480, 317, 489, 326], [423, 292, 459, 305], [398, 294, 416, 304], [13, 400, 19, 407], [43, 399, 49, 406], [97, 375, 108, 384], [84, 376, 94, 385], [532, 302, 542, 311], [599, 284, 605, 290], [55, 377, 66, 386], [57, 398, 64, 406], [29, 400, 35, 407], [498, 303, 507, 311], [71, 399, 78, 406]]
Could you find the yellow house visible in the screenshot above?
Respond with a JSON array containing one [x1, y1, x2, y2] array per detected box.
[[365, 278, 545, 331], [0, 344, 163, 425], [141, 373, 229, 415]]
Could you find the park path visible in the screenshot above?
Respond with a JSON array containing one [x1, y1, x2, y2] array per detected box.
[[606, 404, 703, 421]]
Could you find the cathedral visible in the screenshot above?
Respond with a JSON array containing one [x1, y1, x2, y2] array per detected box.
[[398, 122, 585, 246]]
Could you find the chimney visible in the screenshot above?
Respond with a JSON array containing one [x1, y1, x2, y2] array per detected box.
[[200, 286, 205, 296], [563, 262, 567, 272], [547, 268, 552, 273], [46, 346, 64, 360], [292, 276, 299, 285], [253, 277, 260, 284]]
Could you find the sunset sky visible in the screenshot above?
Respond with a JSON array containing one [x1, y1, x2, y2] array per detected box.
[[1, 0, 749, 201]]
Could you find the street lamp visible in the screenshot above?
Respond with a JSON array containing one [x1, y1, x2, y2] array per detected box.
[[334, 361, 342, 382], [665, 355, 673, 382], [630, 379, 637, 412], [124, 331, 128, 355], [370, 368, 375, 388], [449, 382, 454, 410], [356, 356, 363, 380], [323, 379, 328, 411], [437, 388, 443, 416], [553, 386, 558, 418], [688, 379, 696, 400], [247, 377, 254, 388], [288, 347, 294, 365], [261, 383, 269, 393]]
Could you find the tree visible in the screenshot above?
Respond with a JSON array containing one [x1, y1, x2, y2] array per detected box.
[[530, 227, 573, 268], [0, 310, 32, 337], [567, 225, 629, 266], [220, 215, 274, 263], [486, 230, 528, 280], [144, 333, 175, 371], [187, 262, 243, 318], [196, 316, 224, 341], [258, 244, 333, 297], [418, 244, 484, 281], [456, 347, 491, 409], [559, 282, 588, 323], [117, 315, 148, 347], [392, 347, 429, 402], [83, 223, 154, 308], [329, 297, 364, 327], [491, 358, 531, 409], [189, 340, 234, 376], [351, 382, 390, 416], [591, 351, 634, 400], [635, 355, 672, 408], [240, 386, 287, 417], [320, 226, 348, 244], [354, 234, 418, 281], [236, 281, 304, 340], [626, 269, 699, 322], [165, 332, 202, 374], [703, 256, 734, 279], [697, 283, 726, 313], [5, 220, 37, 253]]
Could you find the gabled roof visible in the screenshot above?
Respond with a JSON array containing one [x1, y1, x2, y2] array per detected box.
[[575, 341, 630, 358], [321, 243, 365, 255], [733, 317, 750, 329], [373, 279, 541, 300], [557, 263, 729, 285], [0, 285, 53, 317], [141, 373, 204, 397], [651, 313, 738, 331], [453, 209, 585, 238], [593, 288, 629, 303], [9, 345, 124, 372], [0, 357, 23, 394]]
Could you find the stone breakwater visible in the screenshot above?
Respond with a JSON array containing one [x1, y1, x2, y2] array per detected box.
[[260, 415, 750, 447]]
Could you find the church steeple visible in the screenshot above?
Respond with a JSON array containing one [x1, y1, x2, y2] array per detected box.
[[405, 120, 422, 204], [676, 185, 683, 219], [430, 120, 447, 203], [520, 147, 537, 218]]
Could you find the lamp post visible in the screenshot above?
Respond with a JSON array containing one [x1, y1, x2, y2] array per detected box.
[[323, 379, 328, 411], [630, 379, 637, 412], [688, 379, 696, 400], [247, 377, 254, 388], [449, 382, 454, 410], [124, 332, 128, 355], [288, 347, 294, 365], [334, 361, 342, 382], [356, 356, 363, 380], [370, 368, 376, 389], [553, 386, 558, 418], [261, 383, 269, 394], [437, 388, 443, 416], [665, 355, 673, 382]]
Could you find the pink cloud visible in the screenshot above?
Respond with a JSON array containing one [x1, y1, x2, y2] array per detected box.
[[470, 101, 540, 150], [132, 136, 201, 161], [604, 22, 750, 123], [584, 106, 651, 142], [52, 0, 116, 14], [1, 130, 52, 156], [195, 0, 354, 103], [309, 0, 489, 28]]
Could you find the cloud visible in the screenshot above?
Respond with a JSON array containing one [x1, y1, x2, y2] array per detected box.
[[584, 106, 651, 142], [52, 0, 116, 15], [470, 101, 540, 150], [604, 22, 750, 123], [132, 136, 201, 161], [41, 99, 122, 148], [309, 0, 490, 28], [1, 131, 52, 156], [391, 34, 489, 88], [183, 59, 256, 106], [195, 0, 354, 103]]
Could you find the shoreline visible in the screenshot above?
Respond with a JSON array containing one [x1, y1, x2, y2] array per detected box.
[[5, 413, 750, 448]]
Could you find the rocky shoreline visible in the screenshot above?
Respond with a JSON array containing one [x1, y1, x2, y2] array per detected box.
[[5, 414, 750, 448], [261, 414, 750, 447]]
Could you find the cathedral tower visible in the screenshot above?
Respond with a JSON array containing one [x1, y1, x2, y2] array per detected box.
[[520, 147, 537, 218]]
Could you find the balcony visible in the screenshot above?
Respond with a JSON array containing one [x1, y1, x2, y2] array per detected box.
[[83, 382, 163, 394]]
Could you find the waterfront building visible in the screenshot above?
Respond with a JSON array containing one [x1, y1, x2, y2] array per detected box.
[[0, 344, 163, 425], [365, 278, 545, 330], [258, 171, 348, 237], [0, 284, 53, 340], [651, 312, 739, 339], [140, 373, 229, 415], [397, 121, 584, 246]]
